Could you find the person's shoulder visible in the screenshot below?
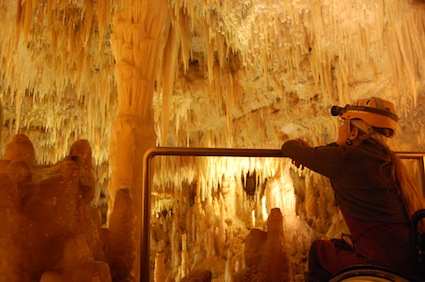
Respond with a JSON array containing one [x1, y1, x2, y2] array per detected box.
[[281, 139, 302, 148], [325, 143, 363, 157], [338, 144, 380, 160]]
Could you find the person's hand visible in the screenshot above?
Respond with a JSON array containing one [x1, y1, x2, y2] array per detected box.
[[292, 139, 310, 169], [292, 159, 304, 169]]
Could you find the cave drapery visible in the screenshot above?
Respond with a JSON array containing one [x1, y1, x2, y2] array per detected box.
[[1, 0, 425, 281]]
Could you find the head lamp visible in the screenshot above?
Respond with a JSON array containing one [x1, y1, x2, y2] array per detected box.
[[330, 104, 398, 121], [331, 105, 347, 116]]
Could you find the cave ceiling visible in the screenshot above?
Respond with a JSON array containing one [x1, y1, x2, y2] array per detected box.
[[0, 0, 425, 174]]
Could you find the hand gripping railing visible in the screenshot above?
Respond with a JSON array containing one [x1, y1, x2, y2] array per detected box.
[[141, 147, 425, 281]]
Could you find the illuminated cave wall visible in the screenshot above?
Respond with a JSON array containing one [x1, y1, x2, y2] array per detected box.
[[1, 0, 425, 281], [149, 155, 337, 281]]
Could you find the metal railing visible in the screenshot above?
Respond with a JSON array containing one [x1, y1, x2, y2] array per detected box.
[[141, 147, 425, 281]]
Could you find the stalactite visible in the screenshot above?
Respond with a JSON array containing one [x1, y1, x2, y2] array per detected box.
[[2, 0, 424, 165], [1, 0, 425, 280]]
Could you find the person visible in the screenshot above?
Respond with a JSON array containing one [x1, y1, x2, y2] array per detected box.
[[280, 97, 425, 281]]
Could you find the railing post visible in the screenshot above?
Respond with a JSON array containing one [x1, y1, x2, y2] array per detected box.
[[140, 148, 425, 281]]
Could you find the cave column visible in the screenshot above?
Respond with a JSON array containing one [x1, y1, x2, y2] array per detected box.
[[109, 0, 171, 279]]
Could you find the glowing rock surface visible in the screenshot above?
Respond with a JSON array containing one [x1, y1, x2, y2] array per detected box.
[[233, 208, 292, 281], [0, 134, 133, 282]]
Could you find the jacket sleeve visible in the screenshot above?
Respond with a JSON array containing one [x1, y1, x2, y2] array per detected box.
[[281, 140, 348, 178]]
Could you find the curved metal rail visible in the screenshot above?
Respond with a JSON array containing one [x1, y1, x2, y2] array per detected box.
[[141, 147, 425, 281]]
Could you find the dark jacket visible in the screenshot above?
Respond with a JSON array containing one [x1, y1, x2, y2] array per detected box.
[[281, 140, 414, 275], [281, 140, 409, 223]]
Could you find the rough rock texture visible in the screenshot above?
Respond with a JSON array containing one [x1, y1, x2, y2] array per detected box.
[[181, 270, 212, 282], [234, 208, 293, 281], [102, 188, 136, 281], [1, 1, 425, 281], [0, 134, 134, 282]]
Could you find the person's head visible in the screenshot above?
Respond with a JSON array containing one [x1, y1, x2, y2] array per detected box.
[[331, 97, 398, 146]]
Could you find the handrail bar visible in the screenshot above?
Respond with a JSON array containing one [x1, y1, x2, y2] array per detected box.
[[141, 147, 425, 281]]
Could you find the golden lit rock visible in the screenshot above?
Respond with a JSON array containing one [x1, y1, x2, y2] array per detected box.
[[234, 208, 292, 281], [102, 188, 136, 281], [1, 0, 425, 281], [4, 134, 36, 165], [0, 134, 137, 281]]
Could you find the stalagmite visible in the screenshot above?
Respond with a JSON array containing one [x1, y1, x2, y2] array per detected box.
[[4, 134, 36, 164], [154, 250, 166, 282], [233, 208, 292, 281], [102, 188, 136, 281], [1, 0, 425, 281], [0, 135, 113, 281]]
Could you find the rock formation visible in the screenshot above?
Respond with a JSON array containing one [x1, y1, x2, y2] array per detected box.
[[0, 134, 135, 282]]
